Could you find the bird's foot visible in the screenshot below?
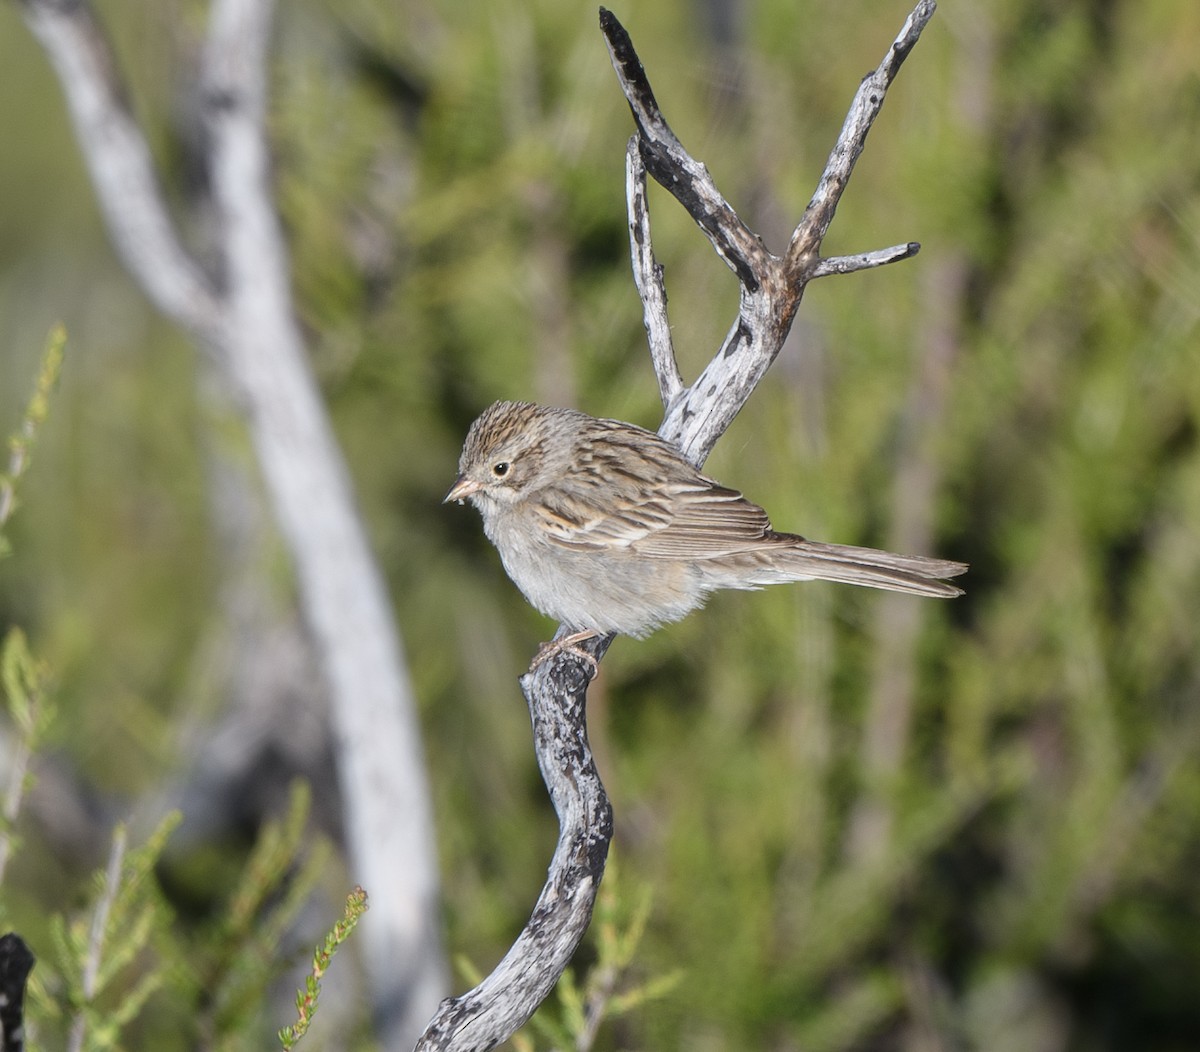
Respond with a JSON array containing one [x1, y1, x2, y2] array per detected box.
[[529, 629, 603, 679]]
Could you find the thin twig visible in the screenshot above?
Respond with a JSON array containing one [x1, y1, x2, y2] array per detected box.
[[0, 325, 66, 532], [0, 442, 26, 530], [574, 959, 618, 1052], [786, 0, 937, 273], [810, 242, 921, 280], [0, 738, 34, 886], [66, 825, 128, 1052], [625, 139, 681, 408], [600, 7, 770, 290]]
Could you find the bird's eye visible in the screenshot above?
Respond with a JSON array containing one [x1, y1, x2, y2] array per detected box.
[[491, 461, 511, 478]]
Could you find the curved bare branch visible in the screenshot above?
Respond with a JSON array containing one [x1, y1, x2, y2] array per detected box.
[[416, 637, 613, 1052], [19, 2, 449, 1044], [414, 4, 939, 1050], [16, 0, 222, 343]]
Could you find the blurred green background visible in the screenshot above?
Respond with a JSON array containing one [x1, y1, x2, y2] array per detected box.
[[2, 0, 1199, 1048]]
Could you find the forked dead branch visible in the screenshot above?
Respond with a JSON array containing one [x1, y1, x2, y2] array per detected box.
[[416, 3, 938, 1050]]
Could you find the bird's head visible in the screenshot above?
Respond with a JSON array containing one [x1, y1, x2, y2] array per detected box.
[[444, 401, 573, 508]]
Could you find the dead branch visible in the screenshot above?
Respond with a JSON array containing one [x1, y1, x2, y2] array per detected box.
[[604, 0, 934, 464], [415, 640, 613, 1052], [17, 0, 448, 1045], [17, 0, 222, 342], [625, 139, 680, 408], [414, 3, 937, 1049]]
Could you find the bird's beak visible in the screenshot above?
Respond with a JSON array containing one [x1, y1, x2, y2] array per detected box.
[[443, 476, 482, 504]]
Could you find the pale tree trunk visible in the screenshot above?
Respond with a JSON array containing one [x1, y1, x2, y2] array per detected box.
[[16, 0, 448, 1045]]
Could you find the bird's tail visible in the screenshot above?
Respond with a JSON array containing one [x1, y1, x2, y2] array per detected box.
[[769, 538, 967, 598]]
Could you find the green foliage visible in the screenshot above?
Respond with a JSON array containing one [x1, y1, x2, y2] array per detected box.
[[15, 784, 351, 1051], [0, 626, 56, 892], [515, 854, 681, 1051], [176, 782, 337, 1051], [0, 628, 53, 744], [0, 324, 64, 558], [0, 332, 64, 893], [0, 333, 360, 1050], [278, 884, 369, 1050], [34, 816, 178, 1052]]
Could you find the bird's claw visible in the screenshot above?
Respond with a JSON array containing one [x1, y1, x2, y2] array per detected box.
[[529, 629, 602, 679]]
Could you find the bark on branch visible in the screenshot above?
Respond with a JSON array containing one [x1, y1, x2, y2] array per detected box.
[[415, 3, 936, 1049], [415, 640, 613, 1052]]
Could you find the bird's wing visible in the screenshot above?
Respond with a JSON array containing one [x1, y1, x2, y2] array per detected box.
[[626, 481, 780, 558], [530, 423, 779, 558]]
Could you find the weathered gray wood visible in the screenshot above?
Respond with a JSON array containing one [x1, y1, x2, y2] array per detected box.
[[413, 4, 937, 1050], [415, 635, 613, 1052], [602, 0, 936, 465], [17, 2, 448, 1044], [625, 139, 680, 409]]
